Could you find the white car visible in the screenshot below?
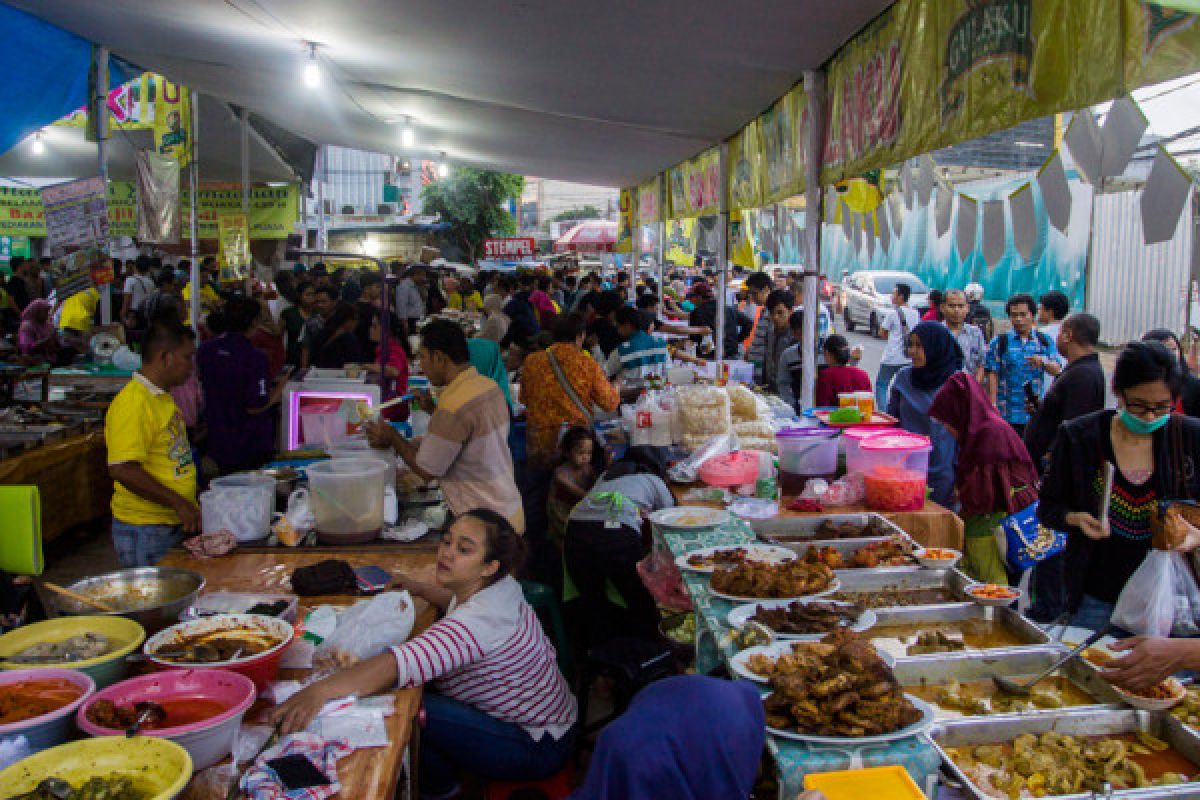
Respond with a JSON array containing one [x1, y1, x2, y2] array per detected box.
[[841, 270, 930, 337]]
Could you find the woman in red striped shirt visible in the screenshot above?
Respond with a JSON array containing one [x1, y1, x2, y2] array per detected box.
[[273, 510, 577, 797]]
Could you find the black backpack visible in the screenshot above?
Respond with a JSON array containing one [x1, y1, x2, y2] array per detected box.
[[995, 329, 1052, 360]]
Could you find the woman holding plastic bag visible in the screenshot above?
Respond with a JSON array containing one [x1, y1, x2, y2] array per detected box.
[[1039, 341, 1200, 633]]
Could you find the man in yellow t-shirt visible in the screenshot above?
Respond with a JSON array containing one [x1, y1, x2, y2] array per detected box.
[[104, 319, 200, 566]]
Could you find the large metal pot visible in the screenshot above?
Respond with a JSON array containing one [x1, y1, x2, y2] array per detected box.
[[53, 567, 206, 633]]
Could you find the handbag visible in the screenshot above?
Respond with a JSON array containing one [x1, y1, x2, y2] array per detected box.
[[999, 500, 1066, 572]]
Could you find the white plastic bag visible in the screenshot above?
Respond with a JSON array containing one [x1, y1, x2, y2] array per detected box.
[[314, 591, 415, 669], [1111, 550, 1200, 637]]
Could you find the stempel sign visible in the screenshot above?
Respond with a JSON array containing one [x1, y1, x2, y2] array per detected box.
[[483, 237, 535, 258]]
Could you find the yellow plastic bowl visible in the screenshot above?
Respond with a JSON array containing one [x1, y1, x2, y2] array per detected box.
[[0, 616, 145, 687], [0, 735, 193, 800]]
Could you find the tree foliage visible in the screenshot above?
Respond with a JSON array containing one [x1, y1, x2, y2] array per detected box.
[[420, 167, 525, 263], [552, 205, 604, 222]]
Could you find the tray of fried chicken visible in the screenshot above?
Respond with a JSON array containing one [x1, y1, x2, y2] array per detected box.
[[799, 533, 919, 570], [708, 559, 838, 602]]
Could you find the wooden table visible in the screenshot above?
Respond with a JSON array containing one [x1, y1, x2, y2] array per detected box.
[[670, 483, 964, 550], [160, 547, 439, 800], [0, 430, 111, 542]]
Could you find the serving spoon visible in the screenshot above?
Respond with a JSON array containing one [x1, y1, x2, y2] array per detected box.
[[991, 624, 1112, 697]]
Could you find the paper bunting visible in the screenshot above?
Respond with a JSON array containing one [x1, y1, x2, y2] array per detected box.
[[917, 156, 935, 208], [1009, 184, 1038, 264], [981, 200, 1006, 268], [888, 193, 904, 237], [935, 184, 954, 239], [955, 195, 977, 262], [1064, 109, 1102, 185], [1101, 96, 1148, 181], [878, 202, 891, 253], [1141, 147, 1192, 246], [1037, 152, 1072, 234], [900, 163, 915, 209]]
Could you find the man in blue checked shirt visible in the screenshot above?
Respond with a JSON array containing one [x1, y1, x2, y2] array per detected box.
[[985, 293, 1059, 438]]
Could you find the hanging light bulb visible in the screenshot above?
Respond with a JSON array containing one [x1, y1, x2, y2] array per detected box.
[[302, 43, 321, 89], [438, 152, 449, 178], [31, 131, 45, 155], [401, 117, 415, 149]]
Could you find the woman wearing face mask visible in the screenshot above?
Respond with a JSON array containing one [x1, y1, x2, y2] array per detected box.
[[1039, 341, 1200, 631]]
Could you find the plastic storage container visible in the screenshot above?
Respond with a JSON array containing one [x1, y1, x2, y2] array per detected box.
[[328, 438, 400, 487], [199, 473, 276, 543], [775, 427, 840, 492], [842, 427, 901, 474], [698, 451, 760, 488], [858, 433, 932, 511], [306, 458, 388, 544], [299, 411, 350, 448]]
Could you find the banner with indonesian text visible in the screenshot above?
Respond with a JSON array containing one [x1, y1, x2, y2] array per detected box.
[[667, 146, 720, 219], [0, 183, 298, 239]]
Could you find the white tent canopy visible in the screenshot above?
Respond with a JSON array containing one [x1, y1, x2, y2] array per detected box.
[[0, 94, 302, 183], [11, 0, 891, 187]]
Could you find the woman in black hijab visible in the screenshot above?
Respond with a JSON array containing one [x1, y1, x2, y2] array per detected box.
[[885, 321, 964, 508]]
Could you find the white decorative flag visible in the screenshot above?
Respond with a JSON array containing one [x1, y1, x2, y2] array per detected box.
[[917, 155, 936, 207], [889, 193, 904, 237], [1065, 109, 1102, 185], [1101, 96, 1149, 181], [981, 200, 1006, 268], [935, 184, 954, 238], [1141, 147, 1192, 246], [1037, 152, 1072, 234], [878, 203, 891, 253], [1009, 184, 1038, 263], [956, 196, 978, 262]]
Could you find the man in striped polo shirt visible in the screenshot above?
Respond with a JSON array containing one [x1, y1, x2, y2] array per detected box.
[[605, 306, 669, 382], [366, 319, 523, 532]]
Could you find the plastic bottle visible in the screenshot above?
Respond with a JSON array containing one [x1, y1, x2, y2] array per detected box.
[[755, 451, 778, 500]]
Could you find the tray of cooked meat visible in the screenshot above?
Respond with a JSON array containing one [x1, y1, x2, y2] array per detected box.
[[795, 533, 919, 571], [867, 604, 1050, 662], [829, 566, 975, 610], [707, 559, 838, 602]]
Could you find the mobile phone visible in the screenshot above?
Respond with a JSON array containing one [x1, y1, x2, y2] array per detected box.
[[354, 565, 392, 594], [1023, 381, 1039, 406], [266, 754, 331, 791]]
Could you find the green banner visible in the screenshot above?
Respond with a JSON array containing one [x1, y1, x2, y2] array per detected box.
[[0, 182, 297, 240]]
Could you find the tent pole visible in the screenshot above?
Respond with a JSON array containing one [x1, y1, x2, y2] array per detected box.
[[800, 69, 827, 411], [188, 89, 201, 333], [774, 204, 783, 264], [657, 177, 666, 312], [95, 47, 112, 325], [716, 142, 729, 371], [315, 146, 328, 253], [240, 106, 251, 292], [630, 194, 641, 303]]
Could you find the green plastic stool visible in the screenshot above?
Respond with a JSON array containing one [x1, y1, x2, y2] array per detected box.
[[520, 580, 573, 679]]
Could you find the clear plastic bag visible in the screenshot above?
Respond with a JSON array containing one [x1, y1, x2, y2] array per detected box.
[[669, 432, 739, 483], [1111, 550, 1200, 637], [636, 549, 693, 611], [314, 591, 415, 669]]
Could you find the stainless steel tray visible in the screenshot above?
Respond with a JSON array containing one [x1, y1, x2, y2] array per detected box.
[[754, 511, 908, 542], [781, 534, 920, 572], [869, 604, 1050, 662], [933, 708, 1200, 799], [830, 566, 975, 609], [892, 647, 1122, 720]]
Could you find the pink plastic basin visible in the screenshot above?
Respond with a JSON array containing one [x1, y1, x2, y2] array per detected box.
[[77, 668, 256, 770], [0, 668, 95, 754]]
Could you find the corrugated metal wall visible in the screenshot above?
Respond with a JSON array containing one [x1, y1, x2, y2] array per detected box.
[[321, 145, 392, 213], [1088, 189, 1194, 346]]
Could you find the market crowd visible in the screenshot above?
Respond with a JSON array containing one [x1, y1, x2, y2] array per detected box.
[[11, 251, 1200, 797]]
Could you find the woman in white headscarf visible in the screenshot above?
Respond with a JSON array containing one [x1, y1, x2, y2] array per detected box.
[[480, 292, 511, 343]]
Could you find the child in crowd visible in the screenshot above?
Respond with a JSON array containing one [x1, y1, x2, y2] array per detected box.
[[547, 426, 606, 546]]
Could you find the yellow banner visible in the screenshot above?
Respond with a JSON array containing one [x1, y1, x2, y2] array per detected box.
[[761, 86, 808, 205], [153, 80, 193, 168], [727, 120, 764, 212], [616, 188, 633, 253], [55, 73, 156, 130], [1124, 1, 1200, 88], [0, 183, 297, 240], [217, 213, 250, 277], [667, 146, 720, 218], [822, 0, 1126, 183], [636, 176, 662, 225], [729, 209, 760, 269], [664, 218, 696, 266]]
